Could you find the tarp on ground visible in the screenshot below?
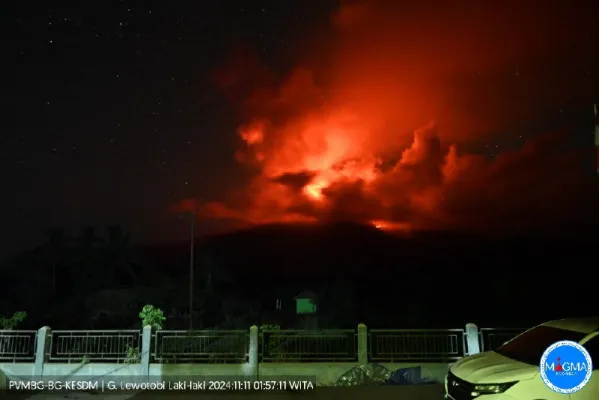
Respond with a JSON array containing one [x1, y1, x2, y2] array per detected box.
[[335, 364, 392, 386], [335, 365, 436, 386]]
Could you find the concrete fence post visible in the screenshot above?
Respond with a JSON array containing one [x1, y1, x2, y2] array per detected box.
[[140, 326, 152, 379], [248, 325, 259, 378], [464, 323, 481, 355], [357, 323, 368, 365], [33, 326, 51, 378]]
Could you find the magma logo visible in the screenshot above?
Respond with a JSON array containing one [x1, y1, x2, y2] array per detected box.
[[540, 340, 593, 394]]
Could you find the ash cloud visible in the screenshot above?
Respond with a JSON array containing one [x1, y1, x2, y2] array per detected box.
[[174, 0, 599, 235]]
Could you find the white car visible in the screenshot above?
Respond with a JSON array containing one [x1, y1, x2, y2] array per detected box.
[[445, 317, 598, 400]]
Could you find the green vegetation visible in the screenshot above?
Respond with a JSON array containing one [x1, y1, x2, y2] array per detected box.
[[125, 345, 139, 364], [139, 304, 165, 330], [0, 311, 27, 329], [260, 324, 287, 360]]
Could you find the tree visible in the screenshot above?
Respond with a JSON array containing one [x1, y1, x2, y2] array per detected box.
[[104, 225, 139, 286], [194, 253, 234, 327], [196, 253, 233, 292], [139, 305, 165, 330], [70, 226, 105, 290], [63, 226, 142, 327], [0, 312, 27, 356], [0, 311, 27, 330], [43, 228, 70, 295]]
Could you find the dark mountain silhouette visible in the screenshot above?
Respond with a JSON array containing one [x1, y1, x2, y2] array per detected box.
[[133, 222, 598, 327], [1, 222, 597, 329]]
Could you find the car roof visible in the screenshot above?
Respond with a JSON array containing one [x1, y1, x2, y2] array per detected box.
[[541, 317, 599, 334]]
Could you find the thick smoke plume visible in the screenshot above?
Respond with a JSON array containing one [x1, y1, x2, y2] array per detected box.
[[173, 0, 599, 234]]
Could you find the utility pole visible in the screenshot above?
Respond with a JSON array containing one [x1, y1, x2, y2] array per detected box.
[[189, 211, 195, 331], [594, 104, 599, 175]]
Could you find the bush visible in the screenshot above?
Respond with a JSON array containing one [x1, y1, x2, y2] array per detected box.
[[139, 305, 165, 330], [125, 345, 139, 364], [0, 312, 27, 329], [260, 324, 287, 360]]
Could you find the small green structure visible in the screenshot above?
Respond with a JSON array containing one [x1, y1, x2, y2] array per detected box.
[[294, 290, 317, 314]]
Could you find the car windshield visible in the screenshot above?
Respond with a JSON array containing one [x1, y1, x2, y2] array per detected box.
[[495, 325, 586, 365]]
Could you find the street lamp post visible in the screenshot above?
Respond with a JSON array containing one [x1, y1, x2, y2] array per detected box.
[[188, 211, 195, 331]]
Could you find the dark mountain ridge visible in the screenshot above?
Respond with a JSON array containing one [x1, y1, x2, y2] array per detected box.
[[143, 221, 597, 278], [1, 222, 596, 329]]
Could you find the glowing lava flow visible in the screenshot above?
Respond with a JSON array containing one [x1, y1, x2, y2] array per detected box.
[[304, 179, 328, 200], [370, 219, 412, 232], [231, 114, 429, 231]]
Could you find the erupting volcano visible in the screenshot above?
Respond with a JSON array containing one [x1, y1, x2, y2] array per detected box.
[[231, 113, 452, 231], [171, 1, 599, 235]]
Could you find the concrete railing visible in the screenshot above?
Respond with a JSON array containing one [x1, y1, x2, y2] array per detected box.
[[0, 330, 37, 362], [153, 329, 248, 363], [0, 324, 524, 367], [478, 327, 524, 352], [0, 324, 524, 387], [48, 330, 142, 363], [261, 328, 356, 362], [369, 328, 467, 362]]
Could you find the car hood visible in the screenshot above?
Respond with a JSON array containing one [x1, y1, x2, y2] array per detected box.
[[451, 351, 538, 384]]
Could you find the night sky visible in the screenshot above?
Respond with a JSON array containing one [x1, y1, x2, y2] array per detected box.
[[6, 1, 599, 261]]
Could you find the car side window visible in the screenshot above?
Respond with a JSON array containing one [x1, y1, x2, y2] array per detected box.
[[583, 336, 599, 370]]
